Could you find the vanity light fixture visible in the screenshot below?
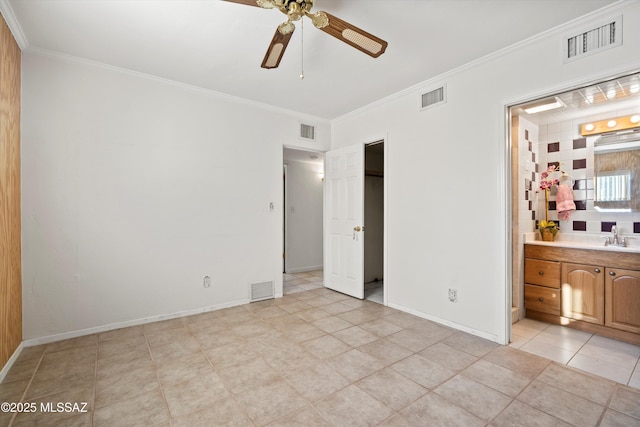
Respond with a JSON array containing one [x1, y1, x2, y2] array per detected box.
[[522, 96, 566, 114], [581, 113, 640, 136], [606, 88, 617, 99]]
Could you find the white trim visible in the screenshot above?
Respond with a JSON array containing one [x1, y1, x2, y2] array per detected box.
[[333, 0, 634, 123], [387, 302, 501, 344], [286, 265, 323, 274], [24, 47, 330, 126], [503, 105, 514, 346], [0, 341, 24, 383], [0, 0, 28, 49], [23, 298, 249, 347], [502, 65, 640, 346]]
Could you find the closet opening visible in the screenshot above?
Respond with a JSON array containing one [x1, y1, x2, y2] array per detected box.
[[364, 141, 384, 303]]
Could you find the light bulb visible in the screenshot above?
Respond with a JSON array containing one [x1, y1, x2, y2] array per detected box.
[[607, 120, 617, 128], [606, 89, 616, 99], [585, 123, 595, 131], [631, 115, 640, 124]]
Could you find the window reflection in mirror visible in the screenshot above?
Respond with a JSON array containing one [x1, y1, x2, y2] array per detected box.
[[594, 139, 640, 212]]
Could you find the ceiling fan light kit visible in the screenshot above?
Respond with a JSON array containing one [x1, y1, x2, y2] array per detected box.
[[224, 0, 388, 69]]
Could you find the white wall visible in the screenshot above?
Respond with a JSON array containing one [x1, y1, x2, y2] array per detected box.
[[331, 2, 640, 343], [21, 53, 330, 341], [284, 159, 324, 273]]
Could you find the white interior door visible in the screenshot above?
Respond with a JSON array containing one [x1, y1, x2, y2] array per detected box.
[[324, 143, 364, 299]]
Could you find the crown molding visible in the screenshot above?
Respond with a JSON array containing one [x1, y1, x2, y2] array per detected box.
[[0, 0, 28, 49], [332, 0, 635, 124], [25, 46, 330, 126]]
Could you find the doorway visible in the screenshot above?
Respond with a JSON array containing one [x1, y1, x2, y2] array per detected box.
[[283, 147, 324, 294], [364, 141, 385, 303], [509, 71, 640, 326], [323, 140, 386, 303]]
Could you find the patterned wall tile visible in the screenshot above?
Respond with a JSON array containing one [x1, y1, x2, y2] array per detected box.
[[572, 159, 587, 169], [573, 221, 587, 231], [601, 221, 617, 232], [573, 138, 587, 149]]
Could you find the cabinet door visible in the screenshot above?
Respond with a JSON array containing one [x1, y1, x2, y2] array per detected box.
[[561, 263, 604, 325], [605, 268, 640, 334]]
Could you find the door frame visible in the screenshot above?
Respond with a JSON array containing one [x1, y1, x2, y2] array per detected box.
[[282, 136, 388, 304], [282, 146, 325, 276]]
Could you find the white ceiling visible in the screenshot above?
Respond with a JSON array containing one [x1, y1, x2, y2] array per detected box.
[[2, 0, 619, 120]]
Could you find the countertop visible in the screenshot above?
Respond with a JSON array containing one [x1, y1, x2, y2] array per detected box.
[[524, 232, 640, 254]]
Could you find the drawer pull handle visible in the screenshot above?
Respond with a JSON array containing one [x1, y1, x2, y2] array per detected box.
[[538, 297, 544, 302], [609, 271, 616, 276], [594, 268, 600, 273], [538, 271, 544, 275]]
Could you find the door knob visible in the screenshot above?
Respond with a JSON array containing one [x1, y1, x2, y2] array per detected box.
[[354, 226, 362, 232]]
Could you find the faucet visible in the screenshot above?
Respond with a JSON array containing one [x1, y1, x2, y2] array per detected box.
[[612, 225, 619, 246], [605, 225, 627, 247]]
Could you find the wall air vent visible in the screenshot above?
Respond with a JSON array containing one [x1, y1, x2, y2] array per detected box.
[[250, 281, 274, 302], [300, 123, 316, 141], [564, 15, 622, 63], [420, 85, 446, 111]]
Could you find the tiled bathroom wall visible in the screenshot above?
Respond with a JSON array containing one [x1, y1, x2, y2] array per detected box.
[[528, 107, 640, 237]]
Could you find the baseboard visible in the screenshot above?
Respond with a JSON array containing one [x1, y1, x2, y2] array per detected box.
[[387, 302, 504, 345], [0, 342, 24, 383], [23, 298, 250, 347], [286, 265, 323, 274]]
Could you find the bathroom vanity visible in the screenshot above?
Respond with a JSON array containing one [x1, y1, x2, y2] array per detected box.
[[524, 239, 640, 345]]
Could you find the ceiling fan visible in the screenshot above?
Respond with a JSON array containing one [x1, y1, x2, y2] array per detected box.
[[223, 0, 388, 69]]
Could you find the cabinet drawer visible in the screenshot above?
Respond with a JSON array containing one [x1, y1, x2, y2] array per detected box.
[[525, 259, 561, 288], [525, 284, 560, 315]]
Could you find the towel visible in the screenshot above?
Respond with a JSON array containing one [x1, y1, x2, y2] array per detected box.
[[556, 184, 576, 221]]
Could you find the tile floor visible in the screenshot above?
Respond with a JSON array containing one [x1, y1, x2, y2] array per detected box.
[[511, 317, 640, 389], [285, 270, 384, 304], [1, 286, 639, 426]]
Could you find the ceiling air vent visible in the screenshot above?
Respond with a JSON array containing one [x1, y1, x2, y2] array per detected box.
[[300, 123, 316, 141], [420, 85, 446, 111], [564, 15, 622, 63]]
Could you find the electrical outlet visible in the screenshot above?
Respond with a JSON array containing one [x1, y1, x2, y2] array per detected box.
[[203, 276, 211, 288], [448, 288, 457, 303]]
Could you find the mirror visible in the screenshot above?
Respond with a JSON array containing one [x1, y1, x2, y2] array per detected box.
[[594, 135, 640, 212]]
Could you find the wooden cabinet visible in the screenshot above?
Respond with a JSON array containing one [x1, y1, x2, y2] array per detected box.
[[561, 263, 604, 325], [524, 258, 560, 315], [524, 259, 560, 288], [524, 244, 640, 344], [525, 284, 560, 315], [605, 268, 640, 334]]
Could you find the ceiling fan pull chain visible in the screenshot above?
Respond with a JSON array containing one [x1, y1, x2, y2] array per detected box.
[[300, 17, 304, 80]]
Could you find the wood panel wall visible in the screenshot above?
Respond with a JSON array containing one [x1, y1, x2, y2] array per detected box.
[[0, 13, 21, 373]]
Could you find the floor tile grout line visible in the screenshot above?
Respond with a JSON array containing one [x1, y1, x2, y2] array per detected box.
[[7, 347, 46, 427]]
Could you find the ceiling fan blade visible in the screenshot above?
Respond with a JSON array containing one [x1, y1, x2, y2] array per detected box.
[[316, 12, 387, 58], [261, 27, 294, 69]]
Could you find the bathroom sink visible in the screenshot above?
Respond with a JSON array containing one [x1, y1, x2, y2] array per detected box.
[[523, 232, 640, 253]]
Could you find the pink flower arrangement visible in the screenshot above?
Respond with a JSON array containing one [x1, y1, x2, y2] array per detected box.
[[539, 165, 560, 190]]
